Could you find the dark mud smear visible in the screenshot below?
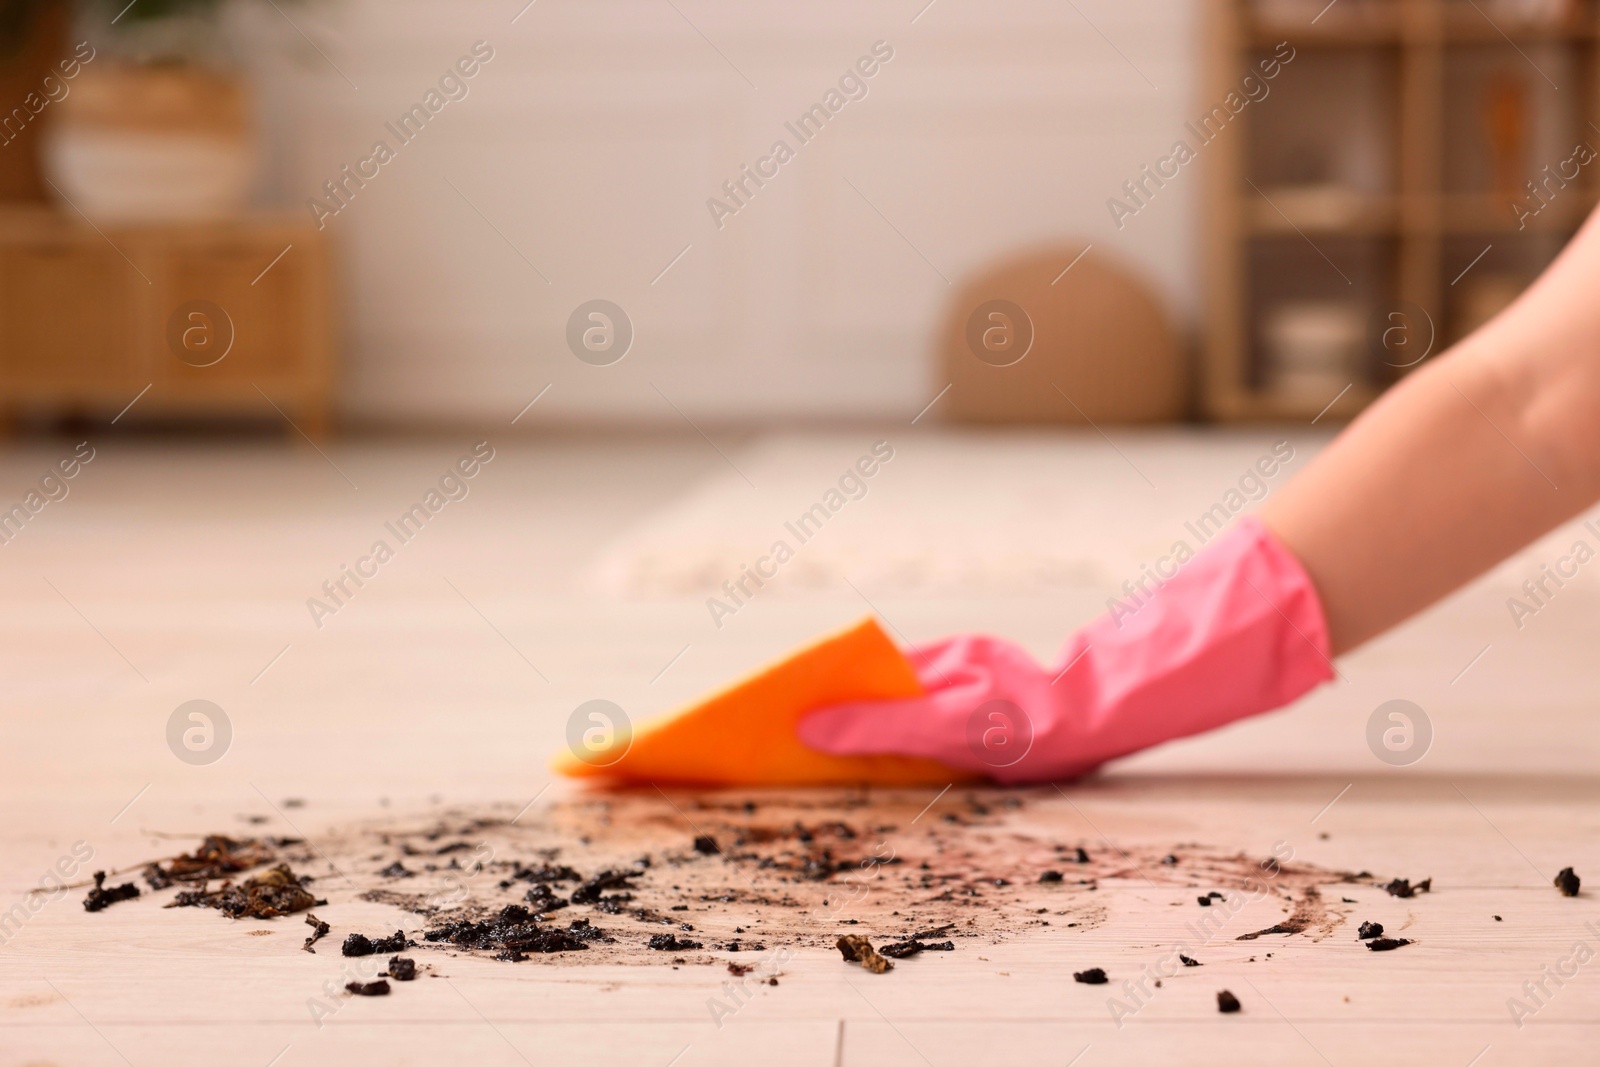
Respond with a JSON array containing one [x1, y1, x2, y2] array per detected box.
[[120, 788, 1367, 966]]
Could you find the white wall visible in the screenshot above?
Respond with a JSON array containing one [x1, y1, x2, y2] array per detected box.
[[246, 0, 1198, 423]]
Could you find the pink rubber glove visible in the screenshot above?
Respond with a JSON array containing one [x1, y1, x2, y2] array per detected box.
[[798, 517, 1334, 783]]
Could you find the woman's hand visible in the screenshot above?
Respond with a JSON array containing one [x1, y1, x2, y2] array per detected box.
[[799, 518, 1334, 783]]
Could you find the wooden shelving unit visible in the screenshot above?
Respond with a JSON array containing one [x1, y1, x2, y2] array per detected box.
[[1203, 0, 1600, 422]]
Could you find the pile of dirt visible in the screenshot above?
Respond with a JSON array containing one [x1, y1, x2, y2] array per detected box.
[[92, 789, 1372, 970]]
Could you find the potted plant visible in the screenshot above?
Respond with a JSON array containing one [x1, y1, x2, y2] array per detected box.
[[34, 0, 307, 222]]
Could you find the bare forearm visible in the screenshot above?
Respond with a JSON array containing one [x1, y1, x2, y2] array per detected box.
[[1262, 208, 1600, 655]]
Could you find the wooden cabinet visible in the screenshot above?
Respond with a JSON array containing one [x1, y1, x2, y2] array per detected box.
[[0, 240, 138, 399], [0, 208, 335, 436]]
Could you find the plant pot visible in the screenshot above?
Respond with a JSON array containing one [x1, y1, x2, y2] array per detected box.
[[42, 61, 254, 223]]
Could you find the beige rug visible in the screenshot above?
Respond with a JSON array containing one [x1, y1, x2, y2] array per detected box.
[[587, 429, 1329, 600]]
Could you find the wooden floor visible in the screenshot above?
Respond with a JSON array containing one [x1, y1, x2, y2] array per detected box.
[[2, 429, 1599, 1066]]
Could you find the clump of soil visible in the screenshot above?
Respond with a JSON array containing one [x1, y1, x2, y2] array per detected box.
[[1380, 877, 1431, 899], [522, 883, 570, 915], [649, 933, 703, 951], [837, 935, 892, 974], [345, 980, 390, 996], [387, 957, 417, 981], [423, 905, 603, 960], [169, 864, 317, 919], [1366, 937, 1413, 951], [1555, 868, 1581, 897], [1357, 921, 1383, 940], [343, 931, 410, 957], [879, 924, 957, 959], [144, 836, 279, 890], [1073, 968, 1108, 985], [504, 863, 580, 885], [1217, 990, 1241, 1013], [569, 868, 641, 905], [83, 872, 140, 913]]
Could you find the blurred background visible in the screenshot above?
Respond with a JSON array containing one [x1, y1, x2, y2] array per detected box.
[[4, 0, 1600, 796], [2, 0, 1594, 428]]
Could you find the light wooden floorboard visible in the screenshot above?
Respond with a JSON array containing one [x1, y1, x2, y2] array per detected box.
[[2, 432, 1598, 1065]]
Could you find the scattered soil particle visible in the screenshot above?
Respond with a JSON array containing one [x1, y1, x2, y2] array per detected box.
[[168, 864, 317, 919], [1073, 968, 1108, 985], [1197, 890, 1224, 907], [1380, 877, 1431, 899], [693, 836, 721, 855], [1217, 990, 1241, 1013], [727, 962, 754, 976], [378, 862, 412, 879], [648, 933, 704, 951], [836, 935, 893, 974], [1366, 937, 1413, 952], [1494, 915, 1503, 922], [386, 957, 417, 981], [1357, 921, 1383, 940], [1161, 855, 1179, 865], [83, 872, 140, 913], [303, 913, 330, 953], [345, 980, 390, 996], [1071, 847, 1090, 863], [1179, 954, 1201, 967], [1555, 868, 1581, 897], [1039, 871, 1064, 883]]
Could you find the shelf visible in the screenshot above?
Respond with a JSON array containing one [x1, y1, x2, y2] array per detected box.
[[1248, 4, 1597, 47], [1441, 7, 1597, 44], [1242, 189, 1600, 234], [1440, 190, 1598, 231], [1245, 187, 1399, 234], [1247, 3, 1403, 46], [1206, 0, 1600, 423], [1210, 382, 1383, 423]]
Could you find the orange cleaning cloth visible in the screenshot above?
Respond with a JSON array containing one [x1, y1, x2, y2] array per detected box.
[[550, 616, 975, 787]]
